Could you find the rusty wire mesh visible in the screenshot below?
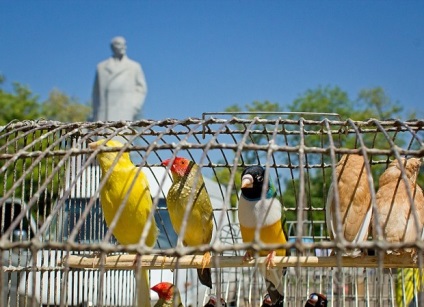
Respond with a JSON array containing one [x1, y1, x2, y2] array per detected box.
[[0, 115, 424, 307]]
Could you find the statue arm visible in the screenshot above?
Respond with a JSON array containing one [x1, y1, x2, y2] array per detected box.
[[92, 70, 100, 121], [136, 65, 147, 101], [134, 63, 147, 109]]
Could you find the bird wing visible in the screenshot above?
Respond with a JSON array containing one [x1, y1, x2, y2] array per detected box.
[[326, 154, 372, 256], [337, 158, 372, 243]]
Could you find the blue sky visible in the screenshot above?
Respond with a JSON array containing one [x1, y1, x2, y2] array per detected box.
[[1, 1, 423, 120]]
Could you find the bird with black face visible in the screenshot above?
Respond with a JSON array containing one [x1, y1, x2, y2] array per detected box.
[[238, 165, 288, 306], [305, 293, 328, 307]]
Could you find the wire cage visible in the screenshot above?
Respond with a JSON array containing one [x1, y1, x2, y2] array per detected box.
[[1, 114, 424, 307]]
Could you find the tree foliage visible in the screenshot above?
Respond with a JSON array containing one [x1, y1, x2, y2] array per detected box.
[[0, 76, 91, 124], [288, 85, 403, 120], [0, 81, 40, 125], [0, 75, 91, 205], [41, 89, 91, 122]]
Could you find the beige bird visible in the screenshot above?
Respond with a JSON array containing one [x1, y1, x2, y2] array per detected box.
[[373, 157, 424, 256], [326, 154, 372, 256]]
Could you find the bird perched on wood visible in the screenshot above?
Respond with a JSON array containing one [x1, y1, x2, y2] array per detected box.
[[325, 154, 372, 256], [162, 157, 214, 288], [89, 139, 158, 307], [151, 282, 183, 307], [238, 165, 288, 306], [373, 157, 424, 257], [203, 294, 227, 307], [305, 293, 328, 307]]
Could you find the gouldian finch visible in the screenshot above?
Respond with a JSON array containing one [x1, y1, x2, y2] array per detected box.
[[162, 157, 214, 288], [325, 154, 372, 256], [305, 293, 328, 307], [203, 295, 227, 307], [89, 139, 158, 307], [373, 157, 424, 256], [238, 165, 288, 306], [151, 282, 183, 307]]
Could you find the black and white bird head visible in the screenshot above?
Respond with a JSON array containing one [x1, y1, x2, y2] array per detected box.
[[241, 165, 275, 200], [305, 293, 328, 307]]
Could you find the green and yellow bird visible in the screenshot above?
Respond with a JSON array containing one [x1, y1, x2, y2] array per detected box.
[[162, 157, 214, 288], [151, 282, 183, 307], [89, 139, 158, 307]]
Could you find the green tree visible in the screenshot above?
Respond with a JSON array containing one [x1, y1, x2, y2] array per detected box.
[[41, 88, 91, 122], [357, 87, 402, 120], [0, 79, 40, 125], [0, 76, 91, 124], [0, 76, 89, 209], [288, 86, 352, 118]]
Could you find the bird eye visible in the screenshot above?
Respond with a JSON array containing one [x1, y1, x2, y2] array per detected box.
[[309, 294, 318, 302], [257, 176, 264, 182]]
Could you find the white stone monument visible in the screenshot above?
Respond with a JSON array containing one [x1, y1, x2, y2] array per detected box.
[[92, 36, 147, 121]]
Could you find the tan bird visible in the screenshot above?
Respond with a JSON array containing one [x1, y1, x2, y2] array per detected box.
[[373, 157, 424, 256], [326, 154, 372, 256]]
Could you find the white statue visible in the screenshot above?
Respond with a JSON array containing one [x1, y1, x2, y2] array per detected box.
[[92, 36, 147, 121]]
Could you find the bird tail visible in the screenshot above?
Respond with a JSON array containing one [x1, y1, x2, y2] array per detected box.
[[197, 268, 213, 288], [137, 268, 151, 307]]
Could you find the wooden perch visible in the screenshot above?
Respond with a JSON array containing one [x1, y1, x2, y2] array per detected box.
[[60, 254, 421, 270]]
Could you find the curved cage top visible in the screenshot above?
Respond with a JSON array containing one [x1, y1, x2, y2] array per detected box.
[[1, 115, 424, 307]]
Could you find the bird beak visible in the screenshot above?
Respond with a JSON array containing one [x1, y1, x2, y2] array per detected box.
[[241, 174, 254, 188], [162, 159, 171, 167]]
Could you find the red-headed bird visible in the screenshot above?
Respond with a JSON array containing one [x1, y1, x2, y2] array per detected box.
[[151, 282, 183, 307], [238, 165, 288, 306], [373, 157, 424, 257], [325, 154, 372, 256], [162, 157, 214, 288]]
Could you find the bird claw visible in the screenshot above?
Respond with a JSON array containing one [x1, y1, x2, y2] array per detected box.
[[266, 251, 276, 269], [242, 251, 254, 263], [160, 256, 167, 268], [132, 254, 141, 268]]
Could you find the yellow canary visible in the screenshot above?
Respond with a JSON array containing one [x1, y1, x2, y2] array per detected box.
[[151, 282, 183, 307], [325, 154, 372, 256], [238, 165, 288, 306], [89, 139, 158, 307], [162, 157, 213, 288], [396, 268, 424, 307]]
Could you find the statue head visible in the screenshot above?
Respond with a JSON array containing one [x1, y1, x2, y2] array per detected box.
[[110, 36, 127, 58]]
